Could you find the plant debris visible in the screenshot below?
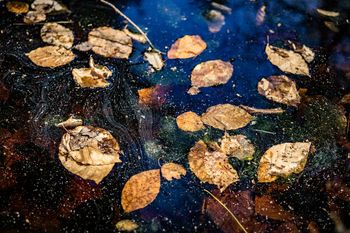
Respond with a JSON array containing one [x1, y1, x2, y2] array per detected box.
[[123, 28, 147, 44], [40, 23, 74, 49], [115, 220, 139, 232], [137, 85, 166, 107], [31, 0, 68, 13], [74, 41, 92, 52], [239, 105, 285, 114], [206, 10, 225, 33], [219, 133, 255, 160], [167, 35, 207, 59], [161, 162, 186, 181], [26, 45, 75, 68], [316, 9, 339, 17], [56, 116, 83, 129], [144, 50, 164, 71], [6, 1, 29, 14], [176, 111, 204, 132], [23, 10, 46, 24]]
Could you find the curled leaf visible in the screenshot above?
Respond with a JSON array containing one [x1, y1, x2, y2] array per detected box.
[[220, 133, 255, 160], [23, 11, 46, 24], [56, 116, 83, 129], [258, 75, 301, 107], [137, 85, 166, 107], [58, 126, 122, 184], [6, 1, 29, 14], [188, 60, 233, 95], [167, 35, 207, 59], [176, 111, 204, 132], [26, 46, 75, 68], [115, 220, 139, 232], [316, 9, 339, 17], [40, 23, 74, 49], [121, 169, 161, 212], [256, 5, 266, 26], [161, 163, 186, 181]]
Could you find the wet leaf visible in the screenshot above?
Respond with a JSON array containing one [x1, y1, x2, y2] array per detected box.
[[144, 50, 164, 71], [161, 162, 186, 181], [219, 133, 255, 160], [40, 23, 74, 49], [255, 195, 295, 221], [188, 140, 239, 192], [176, 111, 204, 132], [167, 35, 207, 59], [266, 44, 310, 77], [58, 126, 122, 184], [291, 43, 315, 63], [121, 169, 161, 213], [31, 0, 68, 13], [72, 57, 113, 88], [239, 105, 285, 114], [206, 10, 225, 33], [74, 41, 92, 52], [23, 11, 46, 24], [123, 28, 147, 43], [138, 85, 166, 107], [116, 220, 139, 232], [258, 75, 301, 107], [6, 1, 29, 14], [211, 2, 232, 14], [188, 60, 233, 95], [26, 45, 75, 68], [56, 116, 83, 129], [257, 142, 312, 182], [201, 104, 253, 131], [256, 5, 266, 26], [324, 21, 339, 33], [88, 27, 132, 59], [316, 9, 339, 17]]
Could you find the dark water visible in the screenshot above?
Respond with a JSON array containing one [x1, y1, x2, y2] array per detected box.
[[0, 0, 350, 232]]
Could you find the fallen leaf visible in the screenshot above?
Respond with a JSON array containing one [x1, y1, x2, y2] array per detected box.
[[121, 169, 161, 212], [188, 140, 239, 192], [58, 126, 122, 184], [6, 1, 29, 14], [40, 23, 74, 49], [266, 44, 310, 77], [23, 10, 46, 24], [316, 9, 339, 17], [219, 133, 255, 160], [31, 0, 67, 13], [26, 45, 75, 68], [201, 104, 253, 131], [239, 105, 285, 114], [72, 57, 113, 88], [123, 28, 147, 43], [161, 162, 186, 181], [144, 50, 164, 71], [258, 75, 301, 107], [211, 2, 232, 14], [206, 10, 225, 33], [256, 5, 266, 26], [257, 142, 311, 182], [74, 41, 92, 52], [88, 26, 132, 59], [137, 85, 166, 107], [176, 111, 204, 132], [56, 116, 83, 128], [291, 43, 315, 63], [188, 60, 233, 95], [340, 93, 350, 105], [255, 195, 295, 221], [167, 35, 207, 59], [324, 21, 339, 33], [116, 220, 139, 232]]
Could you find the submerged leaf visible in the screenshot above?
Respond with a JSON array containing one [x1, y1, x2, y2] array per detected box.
[[121, 169, 161, 212], [161, 163, 186, 181], [58, 126, 122, 184], [23, 10, 46, 24], [31, 0, 67, 13], [316, 9, 339, 17], [116, 220, 139, 232], [257, 142, 311, 182], [137, 85, 166, 107], [88, 27, 132, 59], [188, 60, 233, 95], [220, 133, 255, 160], [167, 35, 207, 59], [256, 5, 266, 26], [123, 28, 147, 43], [26, 45, 75, 68], [144, 50, 164, 71], [40, 23, 74, 49], [74, 41, 92, 52], [56, 116, 83, 129], [239, 105, 285, 115], [6, 1, 29, 14], [206, 10, 225, 33], [176, 111, 204, 132], [255, 195, 295, 221]]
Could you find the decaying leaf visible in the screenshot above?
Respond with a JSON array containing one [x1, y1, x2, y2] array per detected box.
[[58, 126, 122, 184], [256, 5, 266, 26], [161, 162, 186, 181], [188, 60, 233, 95], [167, 35, 207, 59], [255, 195, 295, 221], [31, 0, 67, 13], [40, 23, 74, 49], [291, 43, 315, 63], [115, 220, 139, 232], [219, 133, 255, 160], [23, 10, 46, 24], [257, 142, 312, 182], [121, 169, 161, 212], [74, 41, 92, 52], [56, 116, 83, 129], [176, 111, 204, 132], [144, 50, 164, 71], [316, 9, 339, 17], [201, 104, 253, 131], [72, 57, 112, 88], [6, 1, 29, 14], [266, 44, 310, 77], [206, 10, 225, 33], [239, 105, 285, 114], [258, 75, 301, 107], [188, 140, 239, 192], [137, 85, 167, 107], [211, 2, 232, 14], [340, 93, 350, 105], [324, 21, 339, 33], [26, 45, 75, 68], [88, 27, 132, 59], [123, 28, 147, 44]]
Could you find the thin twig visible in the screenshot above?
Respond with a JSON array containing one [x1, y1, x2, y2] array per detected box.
[[251, 129, 276, 135], [240, 105, 285, 115], [100, 0, 158, 52], [204, 189, 248, 233], [13, 20, 74, 26]]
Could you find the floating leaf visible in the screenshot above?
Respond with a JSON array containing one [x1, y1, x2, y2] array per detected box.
[[220, 133, 255, 160], [324, 21, 339, 32], [26, 45, 75, 68], [23, 11, 46, 24], [74, 41, 92, 52], [188, 60, 233, 95], [167, 35, 207, 59], [56, 116, 83, 128], [115, 220, 139, 232], [40, 23, 74, 49], [6, 1, 29, 14], [31, 0, 67, 13], [144, 50, 164, 71], [258, 75, 301, 107], [201, 104, 253, 131], [176, 111, 204, 132], [123, 28, 147, 43], [161, 163, 186, 181], [72, 57, 112, 88], [58, 126, 122, 184], [137, 85, 166, 107], [88, 27, 132, 59], [121, 169, 161, 213], [257, 142, 311, 182], [206, 10, 225, 33], [316, 9, 339, 17], [291, 43, 315, 63], [265, 44, 310, 76], [188, 140, 239, 192]]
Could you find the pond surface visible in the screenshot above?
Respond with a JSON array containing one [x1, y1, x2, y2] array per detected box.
[[0, 0, 350, 232]]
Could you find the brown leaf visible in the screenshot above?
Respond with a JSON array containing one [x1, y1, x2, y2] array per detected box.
[[40, 23, 74, 49], [188, 140, 239, 192], [6, 1, 29, 14], [201, 104, 253, 131], [26, 46, 75, 68], [72, 57, 112, 88], [316, 9, 339, 17], [266, 44, 310, 76], [88, 27, 132, 59], [116, 220, 139, 232], [31, 0, 68, 13], [121, 169, 161, 213], [188, 60, 233, 95], [123, 28, 147, 44], [176, 111, 204, 132], [256, 5, 266, 26], [161, 162, 186, 181], [257, 142, 311, 182], [255, 195, 295, 221], [144, 50, 164, 71], [258, 75, 301, 107], [56, 116, 83, 129], [219, 133, 255, 160], [167, 35, 207, 59], [137, 85, 167, 107], [23, 11, 46, 24], [206, 10, 225, 33], [58, 126, 122, 184]]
